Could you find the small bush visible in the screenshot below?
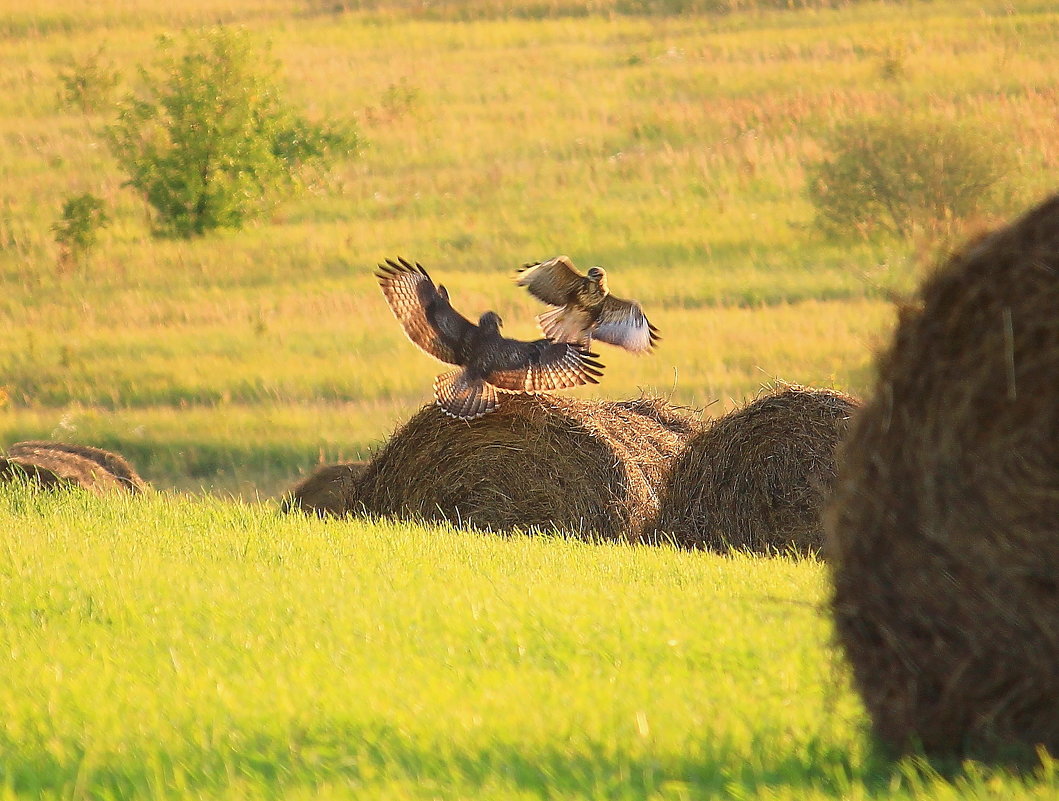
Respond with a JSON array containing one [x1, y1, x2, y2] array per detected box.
[[52, 193, 108, 272], [806, 115, 1014, 238], [105, 27, 358, 238], [57, 47, 120, 113]]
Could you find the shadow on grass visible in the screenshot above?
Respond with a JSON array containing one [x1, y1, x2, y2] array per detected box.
[[2, 722, 1028, 800], [0, 430, 362, 497]]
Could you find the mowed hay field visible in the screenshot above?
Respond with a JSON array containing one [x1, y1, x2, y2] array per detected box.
[[3, 1, 1059, 799], [2, 0, 1056, 495]]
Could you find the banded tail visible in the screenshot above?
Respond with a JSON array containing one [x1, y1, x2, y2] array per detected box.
[[433, 370, 499, 420]]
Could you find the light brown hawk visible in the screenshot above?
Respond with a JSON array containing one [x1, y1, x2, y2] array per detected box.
[[515, 256, 660, 353], [376, 258, 605, 420]]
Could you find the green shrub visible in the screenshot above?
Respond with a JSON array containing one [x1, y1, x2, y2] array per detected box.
[[806, 115, 1014, 238], [105, 27, 358, 238], [52, 193, 108, 272]]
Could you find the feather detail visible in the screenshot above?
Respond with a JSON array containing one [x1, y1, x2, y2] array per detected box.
[[433, 370, 498, 420], [536, 306, 593, 348], [593, 296, 659, 353]]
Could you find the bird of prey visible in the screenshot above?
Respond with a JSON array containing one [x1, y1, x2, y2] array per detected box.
[[376, 258, 605, 420], [516, 256, 659, 353]]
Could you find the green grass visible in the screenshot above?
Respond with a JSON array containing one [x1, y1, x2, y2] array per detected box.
[[3, 483, 1058, 800]]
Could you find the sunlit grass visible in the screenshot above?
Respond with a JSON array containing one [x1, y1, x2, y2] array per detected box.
[[0, 294, 891, 497], [2, 484, 1058, 800]]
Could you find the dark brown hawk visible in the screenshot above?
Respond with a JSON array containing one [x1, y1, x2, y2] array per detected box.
[[516, 255, 659, 353], [376, 258, 605, 420]]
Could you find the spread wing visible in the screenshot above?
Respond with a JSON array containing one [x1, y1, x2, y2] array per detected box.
[[515, 255, 585, 307], [593, 295, 660, 353], [376, 258, 476, 365], [481, 336, 604, 392]]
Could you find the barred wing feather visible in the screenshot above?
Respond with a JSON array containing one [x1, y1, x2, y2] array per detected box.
[[375, 257, 475, 365], [484, 338, 604, 393], [515, 255, 584, 306]]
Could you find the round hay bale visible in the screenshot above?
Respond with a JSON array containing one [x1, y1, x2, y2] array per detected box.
[[1, 457, 71, 490], [600, 397, 701, 503], [280, 460, 369, 517], [0, 448, 126, 494], [653, 385, 860, 554], [825, 194, 1059, 759], [353, 394, 690, 541], [612, 396, 703, 439], [6, 441, 147, 493]]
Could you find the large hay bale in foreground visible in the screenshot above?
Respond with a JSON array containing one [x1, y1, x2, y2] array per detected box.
[[280, 461, 368, 517], [653, 385, 860, 554], [353, 395, 693, 541], [0, 447, 127, 494], [826, 195, 1059, 759], [6, 441, 147, 493]]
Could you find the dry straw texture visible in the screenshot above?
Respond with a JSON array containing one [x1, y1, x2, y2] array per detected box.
[[653, 385, 860, 554], [0, 442, 141, 494], [5, 440, 148, 493], [825, 193, 1059, 759], [280, 461, 369, 517], [614, 396, 702, 438], [353, 395, 696, 541]]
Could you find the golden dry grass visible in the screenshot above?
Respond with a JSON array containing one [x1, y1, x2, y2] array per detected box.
[[0, 0, 1055, 493]]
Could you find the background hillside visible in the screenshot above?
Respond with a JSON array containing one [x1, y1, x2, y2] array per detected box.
[[1, 0, 1055, 496]]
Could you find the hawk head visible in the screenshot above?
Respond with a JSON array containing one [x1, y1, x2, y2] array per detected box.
[[478, 311, 503, 332], [587, 266, 609, 295]]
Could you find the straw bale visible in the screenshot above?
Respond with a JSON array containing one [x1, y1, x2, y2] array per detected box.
[[353, 394, 693, 541], [654, 385, 859, 553], [280, 461, 368, 517], [826, 194, 1059, 758]]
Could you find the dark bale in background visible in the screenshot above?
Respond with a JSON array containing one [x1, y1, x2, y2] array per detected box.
[[353, 395, 694, 542], [280, 461, 369, 517], [826, 194, 1059, 759], [653, 385, 859, 554], [6, 441, 148, 493], [1, 457, 71, 490], [0, 447, 127, 494]]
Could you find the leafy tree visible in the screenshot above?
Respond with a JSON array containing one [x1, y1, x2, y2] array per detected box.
[[105, 27, 358, 238]]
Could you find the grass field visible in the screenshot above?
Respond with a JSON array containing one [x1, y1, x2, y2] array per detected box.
[[3, 485, 1059, 800], [2, 1, 1059, 798]]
